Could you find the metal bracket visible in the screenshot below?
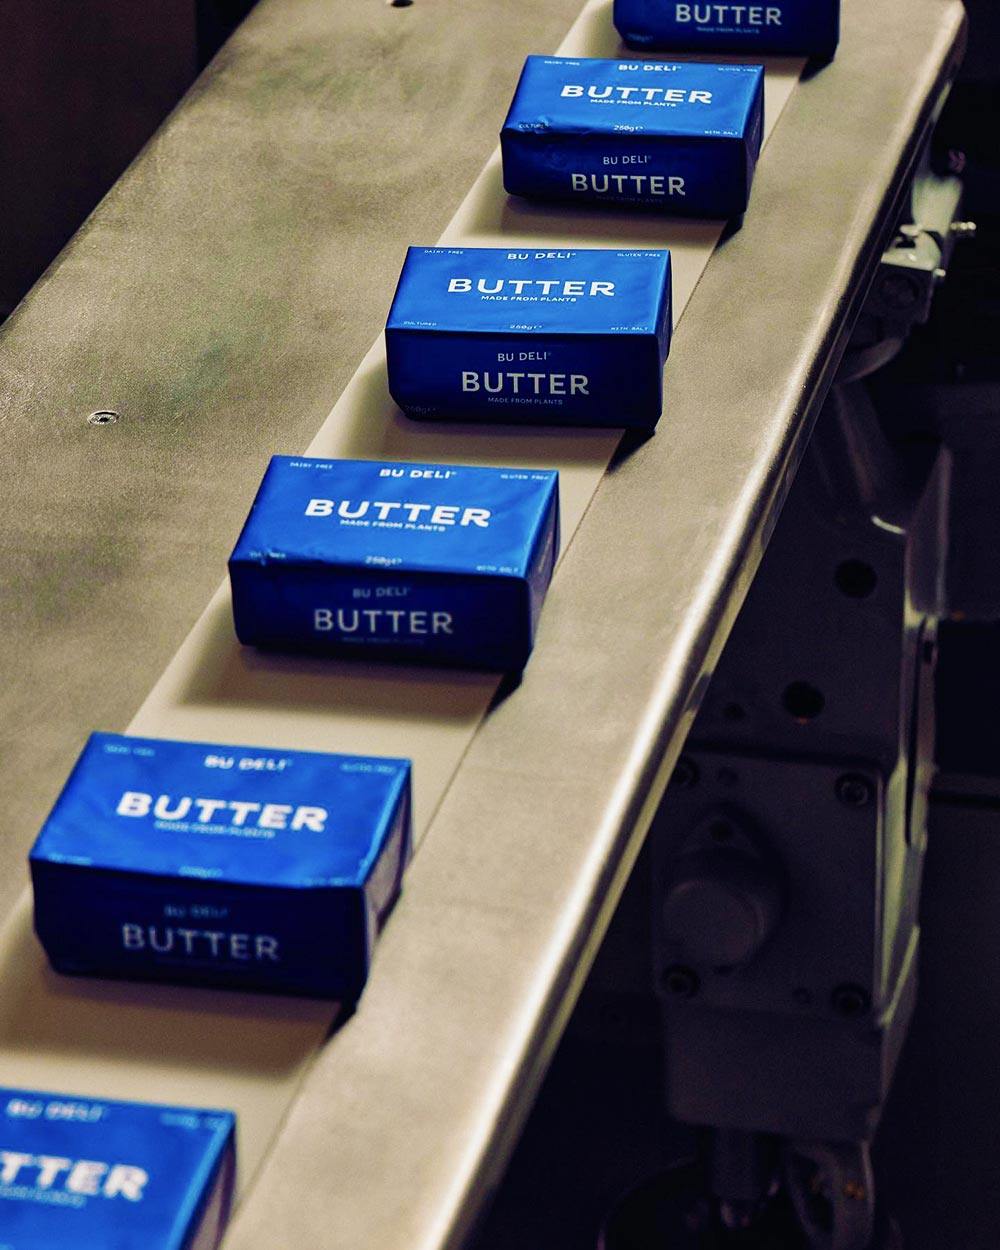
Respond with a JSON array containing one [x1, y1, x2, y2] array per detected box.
[[649, 378, 947, 1245]]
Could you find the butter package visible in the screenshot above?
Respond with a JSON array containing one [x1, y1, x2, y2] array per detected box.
[[229, 457, 560, 671], [30, 733, 411, 1001], [0, 1087, 234, 1250], [385, 247, 672, 428], [614, 0, 840, 58], [501, 56, 764, 218]]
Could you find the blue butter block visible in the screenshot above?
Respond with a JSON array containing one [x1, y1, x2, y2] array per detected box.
[[501, 56, 764, 218], [614, 0, 840, 58], [385, 246, 672, 429], [30, 733, 411, 1001], [229, 457, 560, 672], [0, 1087, 234, 1250]]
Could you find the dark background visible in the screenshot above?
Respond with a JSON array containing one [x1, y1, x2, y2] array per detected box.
[[0, 0, 257, 317]]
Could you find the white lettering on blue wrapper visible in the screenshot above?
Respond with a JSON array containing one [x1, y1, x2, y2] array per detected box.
[[674, 4, 782, 25], [304, 499, 491, 527], [116, 792, 328, 832], [447, 277, 615, 297], [313, 609, 454, 637], [461, 372, 588, 396], [121, 924, 280, 963], [560, 84, 714, 103], [571, 173, 686, 197], [0, 1152, 148, 1200]]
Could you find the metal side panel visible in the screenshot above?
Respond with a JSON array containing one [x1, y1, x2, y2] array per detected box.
[[0, 0, 965, 1247]]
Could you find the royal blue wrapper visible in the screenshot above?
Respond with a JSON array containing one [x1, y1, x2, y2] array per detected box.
[[30, 733, 411, 1001], [501, 56, 764, 218], [229, 457, 560, 671], [614, 0, 840, 57], [385, 247, 672, 429], [0, 1087, 235, 1250]]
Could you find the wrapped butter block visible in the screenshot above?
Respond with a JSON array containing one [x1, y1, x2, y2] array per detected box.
[[0, 1087, 234, 1250], [229, 457, 560, 671], [614, 0, 840, 58], [30, 733, 411, 1001], [501, 56, 764, 218], [385, 246, 672, 429]]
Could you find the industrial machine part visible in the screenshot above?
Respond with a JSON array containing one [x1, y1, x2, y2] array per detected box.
[[846, 157, 976, 382], [598, 119, 983, 1244], [643, 372, 945, 1247]]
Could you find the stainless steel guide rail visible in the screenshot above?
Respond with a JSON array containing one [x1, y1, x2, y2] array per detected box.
[[0, 1, 965, 1248]]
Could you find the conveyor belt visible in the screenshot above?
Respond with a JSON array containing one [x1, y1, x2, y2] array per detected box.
[[0, 0, 965, 1246]]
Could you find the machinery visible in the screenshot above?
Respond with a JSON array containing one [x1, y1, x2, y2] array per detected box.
[[472, 162, 981, 1250]]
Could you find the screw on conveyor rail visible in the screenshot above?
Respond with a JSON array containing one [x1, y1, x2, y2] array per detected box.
[[87, 410, 120, 426], [835, 773, 875, 809]]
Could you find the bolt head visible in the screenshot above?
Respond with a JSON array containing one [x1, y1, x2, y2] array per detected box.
[[835, 773, 875, 808]]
